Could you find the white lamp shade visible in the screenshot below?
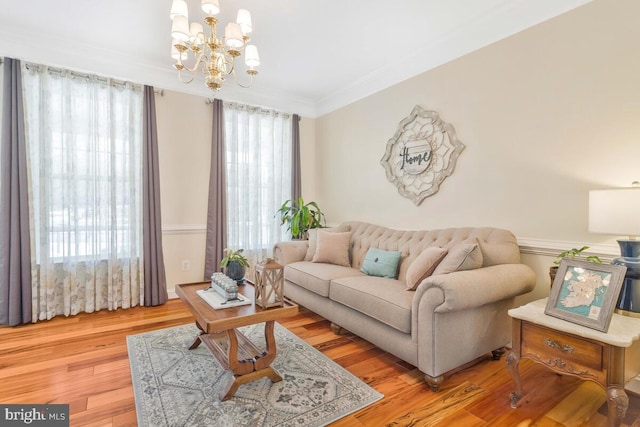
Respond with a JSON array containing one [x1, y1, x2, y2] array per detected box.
[[589, 188, 640, 238], [225, 23, 244, 49], [244, 45, 260, 67], [237, 9, 252, 34], [201, 0, 220, 15], [170, 0, 188, 20], [189, 22, 204, 45], [171, 15, 190, 42]]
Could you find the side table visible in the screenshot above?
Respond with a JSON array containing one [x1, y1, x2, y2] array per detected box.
[[507, 298, 640, 427]]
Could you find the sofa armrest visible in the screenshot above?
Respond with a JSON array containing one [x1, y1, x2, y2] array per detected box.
[[273, 240, 309, 265], [412, 264, 536, 314]]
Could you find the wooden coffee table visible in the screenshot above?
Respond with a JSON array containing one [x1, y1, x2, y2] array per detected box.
[[175, 281, 298, 400]]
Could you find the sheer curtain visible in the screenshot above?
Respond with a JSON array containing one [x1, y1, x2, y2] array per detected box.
[[224, 102, 292, 268], [22, 64, 144, 321]]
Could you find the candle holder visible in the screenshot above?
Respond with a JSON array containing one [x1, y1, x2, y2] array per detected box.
[[254, 258, 284, 308]]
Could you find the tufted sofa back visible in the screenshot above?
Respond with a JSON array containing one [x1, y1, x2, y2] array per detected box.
[[341, 221, 522, 282]]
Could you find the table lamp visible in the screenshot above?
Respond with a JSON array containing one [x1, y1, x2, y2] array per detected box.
[[589, 182, 640, 316]]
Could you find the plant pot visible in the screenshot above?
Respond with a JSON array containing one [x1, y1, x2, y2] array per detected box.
[[225, 261, 246, 283], [549, 266, 558, 288]]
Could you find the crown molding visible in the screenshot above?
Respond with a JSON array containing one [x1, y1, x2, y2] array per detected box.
[[314, 0, 592, 117]]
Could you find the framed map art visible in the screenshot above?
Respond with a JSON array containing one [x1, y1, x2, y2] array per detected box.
[[545, 259, 626, 332]]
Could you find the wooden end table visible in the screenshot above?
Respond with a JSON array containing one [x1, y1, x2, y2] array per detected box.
[[175, 281, 298, 400], [507, 298, 640, 427]]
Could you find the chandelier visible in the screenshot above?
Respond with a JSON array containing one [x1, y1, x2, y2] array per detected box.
[[169, 0, 260, 90]]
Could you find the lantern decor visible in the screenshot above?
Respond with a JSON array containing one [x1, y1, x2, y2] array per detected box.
[[254, 258, 284, 309]]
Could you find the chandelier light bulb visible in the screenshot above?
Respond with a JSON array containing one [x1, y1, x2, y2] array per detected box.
[[224, 23, 244, 49], [170, 0, 188, 20], [171, 15, 190, 42], [201, 0, 220, 16], [244, 45, 260, 67], [189, 22, 204, 45], [237, 9, 252, 34]]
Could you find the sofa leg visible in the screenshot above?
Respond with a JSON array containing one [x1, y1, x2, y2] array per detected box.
[[491, 347, 506, 360], [424, 374, 444, 392], [330, 323, 347, 335]]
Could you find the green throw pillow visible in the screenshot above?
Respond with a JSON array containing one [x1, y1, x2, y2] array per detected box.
[[360, 247, 401, 279]]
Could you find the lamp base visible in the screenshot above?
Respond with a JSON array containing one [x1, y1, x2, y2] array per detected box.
[[613, 239, 640, 316]]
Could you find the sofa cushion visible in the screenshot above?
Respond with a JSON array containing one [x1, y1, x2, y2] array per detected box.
[[360, 247, 401, 278], [285, 262, 365, 297], [432, 240, 483, 275], [305, 225, 350, 261], [405, 247, 448, 290], [330, 276, 413, 333], [312, 230, 352, 267]]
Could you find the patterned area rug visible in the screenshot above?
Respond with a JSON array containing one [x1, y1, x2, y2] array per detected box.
[[127, 323, 383, 426]]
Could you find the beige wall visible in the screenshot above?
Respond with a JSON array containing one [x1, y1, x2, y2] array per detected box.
[[154, 92, 317, 295], [313, 0, 640, 301]]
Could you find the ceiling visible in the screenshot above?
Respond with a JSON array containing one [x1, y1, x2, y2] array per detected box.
[[0, 0, 591, 117]]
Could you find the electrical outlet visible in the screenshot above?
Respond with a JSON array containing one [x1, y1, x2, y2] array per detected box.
[[181, 260, 190, 271]]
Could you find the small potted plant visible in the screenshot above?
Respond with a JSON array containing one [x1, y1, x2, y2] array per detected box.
[[550, 245, 602, 286], [275, 197, 326, 240], [220, 248, 250, 282]]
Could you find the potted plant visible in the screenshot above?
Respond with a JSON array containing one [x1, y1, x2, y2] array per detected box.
[[220, 248, 250, 282], [550, 245, 602, 286], [275, 197, 326, 239]]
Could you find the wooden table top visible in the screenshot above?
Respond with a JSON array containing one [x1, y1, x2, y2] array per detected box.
[[175, 281, 298, 333]]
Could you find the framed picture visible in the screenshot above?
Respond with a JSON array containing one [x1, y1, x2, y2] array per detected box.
[[545, 259, 626, 332]]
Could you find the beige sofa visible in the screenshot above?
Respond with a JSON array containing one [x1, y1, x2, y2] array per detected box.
[[273, 221, 536, 391]]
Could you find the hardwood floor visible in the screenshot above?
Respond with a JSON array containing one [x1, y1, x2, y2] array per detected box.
[[1, 298, 639, 426]]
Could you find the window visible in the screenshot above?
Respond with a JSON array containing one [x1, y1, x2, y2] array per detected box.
[[22, 65, 143, 263], [223, 102, 292, 260]]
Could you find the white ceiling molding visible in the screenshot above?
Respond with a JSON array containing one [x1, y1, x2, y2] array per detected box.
[[0, 0, 592, 118]]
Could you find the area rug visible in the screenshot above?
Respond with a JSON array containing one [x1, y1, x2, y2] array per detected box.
[[127, 323, 383, 427]]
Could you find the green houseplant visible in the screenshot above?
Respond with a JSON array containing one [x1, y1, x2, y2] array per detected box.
[[275, 197, 326, 239], [550, 245, 602, 286], [220, 248, 250, 282]]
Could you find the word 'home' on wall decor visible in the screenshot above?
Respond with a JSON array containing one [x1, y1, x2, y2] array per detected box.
[[381, 105, 465, 205]]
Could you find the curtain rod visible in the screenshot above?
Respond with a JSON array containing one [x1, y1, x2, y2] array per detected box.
[[1, 57, 163, 96], [205, 98, 292, 118]]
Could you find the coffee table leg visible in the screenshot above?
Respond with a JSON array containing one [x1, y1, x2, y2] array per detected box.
[[219, 321, 283, 401], [189, 322, 205, 349], [254, 320, 278, 371]]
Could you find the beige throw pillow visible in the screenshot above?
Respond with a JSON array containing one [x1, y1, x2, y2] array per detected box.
[[305, 226, 348, 261], [432, 240, 483, 275], [312, 230, 352, 267], [405, 247, 448, 290]]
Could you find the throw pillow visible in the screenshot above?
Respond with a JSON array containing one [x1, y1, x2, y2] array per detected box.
[[305, 226, 348, 261], [360, 247, 402, 279], [405, 247, 448, 290], [312, 230, 352, 267], [432, 240, 483, 275]]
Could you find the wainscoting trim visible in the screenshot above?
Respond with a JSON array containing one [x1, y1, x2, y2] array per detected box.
[[162, 224, 207, 235], [517, 237, 618, 263]]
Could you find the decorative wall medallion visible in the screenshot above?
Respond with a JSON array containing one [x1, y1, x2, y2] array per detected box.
[[380, 105, 465, 205]]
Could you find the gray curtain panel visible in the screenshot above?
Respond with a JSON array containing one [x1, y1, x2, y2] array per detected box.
[[142, 86, 168, 306], [0, 57, 32, 325], [204, 99, 227, 279], [291, 114, 301, 202]]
